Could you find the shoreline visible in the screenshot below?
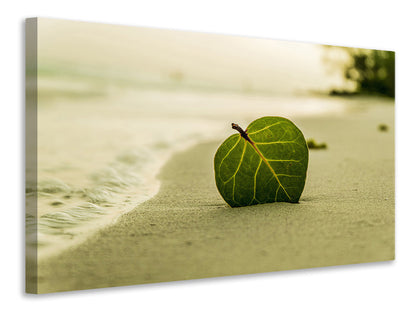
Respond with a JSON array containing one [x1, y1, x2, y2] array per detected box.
[[34, 102, 394, 293], [32, 92, 388, 262]]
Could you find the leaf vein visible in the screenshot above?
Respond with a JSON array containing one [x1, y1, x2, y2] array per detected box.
[[224, 140, 247, 184], [247, 121, 286, 135], [275, 185, 281, 201], [256, 139, 303, 146], [276, 174, 302, 178], [250, 158, 262, 204], [218, 136, 242, 171], [247, 141, 292, 201]]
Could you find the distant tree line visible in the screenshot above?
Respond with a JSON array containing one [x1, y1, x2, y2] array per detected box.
[[326, 47, 395, 98]]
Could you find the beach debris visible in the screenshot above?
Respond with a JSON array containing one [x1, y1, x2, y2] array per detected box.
[[306, 139, 327, 150], [214, 117, 308, 208], [50, 200, 64, 206], [378, 124, 389, 132]]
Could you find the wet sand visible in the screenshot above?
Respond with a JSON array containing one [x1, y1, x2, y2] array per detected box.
[[35, 101, 394, 293]]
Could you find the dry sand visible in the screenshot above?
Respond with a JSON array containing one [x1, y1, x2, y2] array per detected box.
[[34, 100, 394, 293]]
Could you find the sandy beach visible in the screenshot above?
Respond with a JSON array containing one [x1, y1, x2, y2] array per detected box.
[[33, 99, 394, 293]]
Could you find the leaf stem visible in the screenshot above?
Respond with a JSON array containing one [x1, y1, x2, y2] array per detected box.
[[232, 123, 253, 143]]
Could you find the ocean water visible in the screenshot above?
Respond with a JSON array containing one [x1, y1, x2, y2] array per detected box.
[[27, 80, 348, 260]]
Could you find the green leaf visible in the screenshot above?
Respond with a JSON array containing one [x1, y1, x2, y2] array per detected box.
[[214, 116, 309, 207]]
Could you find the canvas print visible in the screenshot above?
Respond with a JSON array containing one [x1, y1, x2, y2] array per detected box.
[[25, 18, 395, 293]]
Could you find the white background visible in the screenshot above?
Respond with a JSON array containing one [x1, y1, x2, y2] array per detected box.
[[1, 1, 415, 311]]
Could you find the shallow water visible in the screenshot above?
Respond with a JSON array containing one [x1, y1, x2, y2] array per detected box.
[[28, 77, 374, 259]]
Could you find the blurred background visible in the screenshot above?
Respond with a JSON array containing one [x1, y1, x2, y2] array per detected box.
[[38, 19, 394, 99], [323, 47, 394, 97]]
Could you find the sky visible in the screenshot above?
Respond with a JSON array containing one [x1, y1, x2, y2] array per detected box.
[[38, 18, 348, 95]]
